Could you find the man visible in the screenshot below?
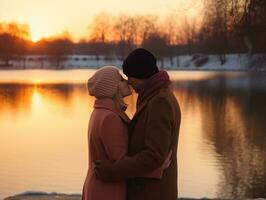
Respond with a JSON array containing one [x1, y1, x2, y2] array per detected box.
[[95, 48, 181, 200]]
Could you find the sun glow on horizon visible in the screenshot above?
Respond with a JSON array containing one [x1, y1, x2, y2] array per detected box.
[[31, 32, 43, 42], [0, 0, 202, 42], [28, 21, 54, 42]]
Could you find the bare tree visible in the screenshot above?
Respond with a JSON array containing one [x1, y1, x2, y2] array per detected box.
[[46, 38, 74, 68], [137, 15, 158, 45], [6, 22, 30, 40], [198, 0, 266, 55], [200, 0, 230, 63], [163, 14, 179, 45], [179, 17, 198, 54], [112, 14, 138, 56], [239, 0, 266, 53], [0, 22, 31, 67], [88, 12, 112, 43], [142, 33, 168, 68], [0, 33, 16, 66]]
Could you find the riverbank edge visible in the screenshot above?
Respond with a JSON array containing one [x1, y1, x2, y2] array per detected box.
[[3, 192, 266, 200]]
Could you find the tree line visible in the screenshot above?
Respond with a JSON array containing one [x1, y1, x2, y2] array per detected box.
[[0, 0, 265, 67]]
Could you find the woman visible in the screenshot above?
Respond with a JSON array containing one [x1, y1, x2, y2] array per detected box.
[[82, 66, 170, 200]]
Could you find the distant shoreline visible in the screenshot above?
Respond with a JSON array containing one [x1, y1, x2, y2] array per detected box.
[[0, 54, 265, 72], [0, 67, 266, 72]]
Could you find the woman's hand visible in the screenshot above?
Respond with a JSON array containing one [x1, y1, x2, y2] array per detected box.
[[94, 160, 115, 182]]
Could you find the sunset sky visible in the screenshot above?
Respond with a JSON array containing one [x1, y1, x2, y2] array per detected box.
[[0, 0, 202, 41]]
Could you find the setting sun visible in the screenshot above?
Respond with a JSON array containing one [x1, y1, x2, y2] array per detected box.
[[31, 31, 43, 42], [27, 20, 54, 42]]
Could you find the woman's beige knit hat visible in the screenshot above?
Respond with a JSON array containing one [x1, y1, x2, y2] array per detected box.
[[87, 66, 122, 99]]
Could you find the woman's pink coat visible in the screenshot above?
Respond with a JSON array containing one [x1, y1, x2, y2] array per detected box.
[[82, 98, 130, 200]]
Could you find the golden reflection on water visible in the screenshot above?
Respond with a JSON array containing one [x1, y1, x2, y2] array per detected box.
[[32, 88, 42, 108], [0, 70, 265, 199], [0, 84, 90, 198]]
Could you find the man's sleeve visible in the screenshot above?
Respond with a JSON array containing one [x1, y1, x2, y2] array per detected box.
[[110, 96, 173, 179]]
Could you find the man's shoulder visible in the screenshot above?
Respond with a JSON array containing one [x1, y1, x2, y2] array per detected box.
[[150, 86, 175, 104], [148, 86, 180, 115]]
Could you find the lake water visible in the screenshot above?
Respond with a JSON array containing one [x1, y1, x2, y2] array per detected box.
[[0, 70, 265, 199]]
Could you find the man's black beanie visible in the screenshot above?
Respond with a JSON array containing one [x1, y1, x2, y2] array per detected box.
[[122, 48, 159, 79]]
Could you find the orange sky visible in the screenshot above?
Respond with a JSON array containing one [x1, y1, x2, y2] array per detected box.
[[0, 0, 202, 42]]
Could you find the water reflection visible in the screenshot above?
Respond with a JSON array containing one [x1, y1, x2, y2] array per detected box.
[[0, 83, 91, 199], [173, 74, 266, 198], [0, 71, 265, 199], [0, 84, 87, 119], [0, 84, 32, 118]]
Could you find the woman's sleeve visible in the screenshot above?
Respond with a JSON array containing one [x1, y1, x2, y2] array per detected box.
[[100, 113, 128, 161]]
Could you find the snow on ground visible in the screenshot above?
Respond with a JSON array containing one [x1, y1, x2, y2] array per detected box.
[[158, 54, 263, 71], [1, 54, 265, 71]]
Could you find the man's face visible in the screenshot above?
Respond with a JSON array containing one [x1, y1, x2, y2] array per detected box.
[[127, 76, 143, 91]]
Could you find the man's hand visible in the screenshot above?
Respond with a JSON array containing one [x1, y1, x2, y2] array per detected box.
[[94, 160, 115, 182]]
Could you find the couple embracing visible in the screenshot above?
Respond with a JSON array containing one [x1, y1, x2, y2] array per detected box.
[[82, 48, 181, 200]]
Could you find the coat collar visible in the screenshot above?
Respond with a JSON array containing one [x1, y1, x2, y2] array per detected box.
[[94, 98, 131, 124], [133, 81, 171, 118]]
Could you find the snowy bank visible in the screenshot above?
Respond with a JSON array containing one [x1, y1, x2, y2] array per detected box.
[[1, 54, 266, 71]]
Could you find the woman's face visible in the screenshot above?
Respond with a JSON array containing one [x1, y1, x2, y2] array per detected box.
[[119, 77, 132, 97]]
